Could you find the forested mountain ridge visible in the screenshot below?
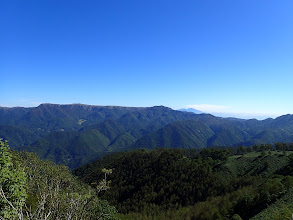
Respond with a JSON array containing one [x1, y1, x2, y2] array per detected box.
[[15, 106, 201, 168], [1, 103, 293, 169], [0, 103, 143, 134], [131, 119, 251, 150]]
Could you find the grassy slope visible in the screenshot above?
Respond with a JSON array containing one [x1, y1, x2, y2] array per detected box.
[[223, 151, 292, 177]]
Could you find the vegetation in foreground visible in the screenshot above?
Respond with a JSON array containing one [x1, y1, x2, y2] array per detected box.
[[0, 139, 117, 220], [3, 135, 293, 219]]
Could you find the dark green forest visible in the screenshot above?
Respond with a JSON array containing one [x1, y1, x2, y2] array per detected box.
[[2, 104, 293, 219], [75, 146, 293, 220], [3, 137, 293, 219], [3, 104, 293, 169]]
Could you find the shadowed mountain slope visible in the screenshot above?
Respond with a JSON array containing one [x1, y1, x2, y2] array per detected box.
[[2, 103, 293, 169]]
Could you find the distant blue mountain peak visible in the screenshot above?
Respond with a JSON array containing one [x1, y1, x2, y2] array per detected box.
[[177, 108, 203, 114]]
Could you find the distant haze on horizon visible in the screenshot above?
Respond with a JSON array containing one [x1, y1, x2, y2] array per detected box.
[[1, 1, 293, 119], [0, 102, 286, 120]]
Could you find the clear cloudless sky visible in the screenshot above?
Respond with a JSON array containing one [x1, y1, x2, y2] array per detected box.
[[1, 0, 293, 118]]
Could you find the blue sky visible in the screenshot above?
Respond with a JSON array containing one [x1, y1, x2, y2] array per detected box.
[[1, 0, 293, 119]]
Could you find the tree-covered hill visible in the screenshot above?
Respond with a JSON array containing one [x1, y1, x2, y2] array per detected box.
[[131, 119, 252, 150], [0, 125, 39, 147], [2, 103, 293, 169], [16, 106, 202, 168], [74, 147, 293, 220], [131, 120, 215, 149], [0, 103, 142, 135]]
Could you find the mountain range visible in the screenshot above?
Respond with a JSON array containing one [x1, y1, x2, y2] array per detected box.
[[1, 103, 293, 169]]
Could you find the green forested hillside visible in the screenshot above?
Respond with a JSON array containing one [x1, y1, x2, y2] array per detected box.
[[131, 119, 253, 149], [0, 125, 39, 148], [74, 148, 293, 220], [0, 104, 142, 134], [3, 136, 293, 219], [2, 103, 293, 169], [17, 106, 201, 168], [0, 107, 32, 125], [132, 120, 215, 149]]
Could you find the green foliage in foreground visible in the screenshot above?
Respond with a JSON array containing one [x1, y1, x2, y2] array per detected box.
[[75, 148, 293, 220], [0, 139, 27, 219], [0, 139, 117, 220]]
